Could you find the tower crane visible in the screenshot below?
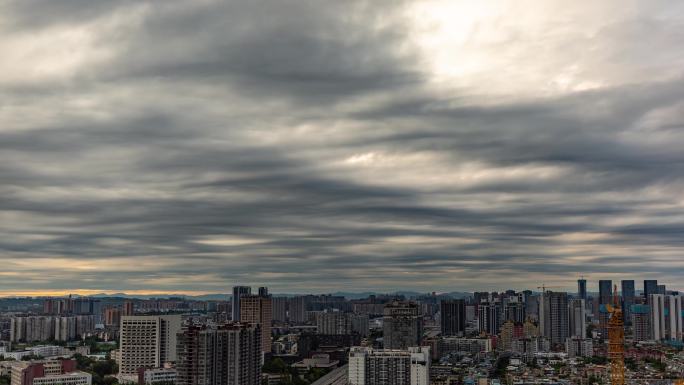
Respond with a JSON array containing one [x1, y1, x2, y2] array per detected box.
[[605, 284, 625, 385], [536, 284, 562, 293]]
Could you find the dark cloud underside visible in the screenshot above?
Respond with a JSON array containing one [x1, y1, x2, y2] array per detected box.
[[1, 0, 684, 294]]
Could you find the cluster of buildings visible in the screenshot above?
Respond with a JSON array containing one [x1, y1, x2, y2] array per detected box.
[[9, 315, 96, 343], [2, 280, 684, 385], [2, 359, 91, 385]]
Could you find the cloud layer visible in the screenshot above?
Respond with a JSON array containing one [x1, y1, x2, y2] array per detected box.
[[2, 0, 684, 294]]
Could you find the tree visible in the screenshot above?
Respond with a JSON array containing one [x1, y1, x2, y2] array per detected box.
[[263, 357, 288, 373]]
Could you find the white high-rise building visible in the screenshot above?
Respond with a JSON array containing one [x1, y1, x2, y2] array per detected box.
[[118, 315, 182, 377], [650, 294, 683, 341], [348, 346, 430, 385]]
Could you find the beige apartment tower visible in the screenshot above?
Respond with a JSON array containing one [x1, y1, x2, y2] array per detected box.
[[119, 315, 182, 376]]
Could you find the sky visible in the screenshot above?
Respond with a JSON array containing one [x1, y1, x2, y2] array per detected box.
[[2, 0, 684, 296]]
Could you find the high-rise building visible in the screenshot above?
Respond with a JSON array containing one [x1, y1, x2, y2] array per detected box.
[[351, 314, 370, 337], [316, 311, 352, 335], [383, 301, 423, 350], [176, 323, 261, 385], [503, 298, 525, 324], [232, 286, 251, 322], [348, 346, 430, 385], [577, 279, 587, 300], [658, 285, 667, 295], [568, 299, 586, 338], [630, 304, 650, 342], [240, 294, 272, 353], [621, 280, 635, 326], [644, 280, 658, 302], [122, 301, 134, 317], [498, 320, 520, 352], [649, 294, 683, 342], [525, 295, 539, 322], [598, 280, 612, 305], [478, 302, 500, 335], [118, 315, 182, 377], [272, 297, 288, 323], [565, 336, 593, 358], [54, 317, 74, 342], [440, 299, 465, 337], [288, 296, 308, 324], [597, 281, 613, 339], [10, 316, 55, 342], [104, 308, 121, 327], [541, 292, 568, 346]]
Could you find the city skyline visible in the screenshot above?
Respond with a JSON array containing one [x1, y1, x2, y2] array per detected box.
[[2, 1, 684, 295]]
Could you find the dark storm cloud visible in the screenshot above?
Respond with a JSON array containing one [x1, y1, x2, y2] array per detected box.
[[1, 0, 684, 294]]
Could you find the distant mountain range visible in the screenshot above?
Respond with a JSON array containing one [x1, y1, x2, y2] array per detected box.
[[86, 291, 474, 301]]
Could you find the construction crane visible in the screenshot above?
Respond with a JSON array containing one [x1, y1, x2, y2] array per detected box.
[[605, 284, 625, 385], [536, 284, 562, 293]]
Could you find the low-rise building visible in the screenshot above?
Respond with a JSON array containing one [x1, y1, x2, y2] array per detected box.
[[10, 359, 91, 385], [137, 367, 177, 385]]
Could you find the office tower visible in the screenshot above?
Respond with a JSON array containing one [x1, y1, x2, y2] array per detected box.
[[578, 278, 587, 300], [383, 301, 423, 350], [569, 299, 586, 338], [240, 294, 273, 353], [541, 292, 569, 345], [176, 323, 261, 385], [258, 287, 268, 297], [658, 285, 667, 295], [288, 296, 307, 324], [649, 294, 683, 341], [10, 360, 91, 385], [621, 280, 635, 326], [122, 301, 134, 317], [118, 315, 182, 377], [630, 304, 650, 342], [478, 302, 500, 335], [272, 297, 288, 323], [644, 280, 658, 302], [348, 346, 430, 385], [440, 299, 466, 337], [232, 286, 251, 322], [597, 281, 612, 339], [598, 280, 612, 305]]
